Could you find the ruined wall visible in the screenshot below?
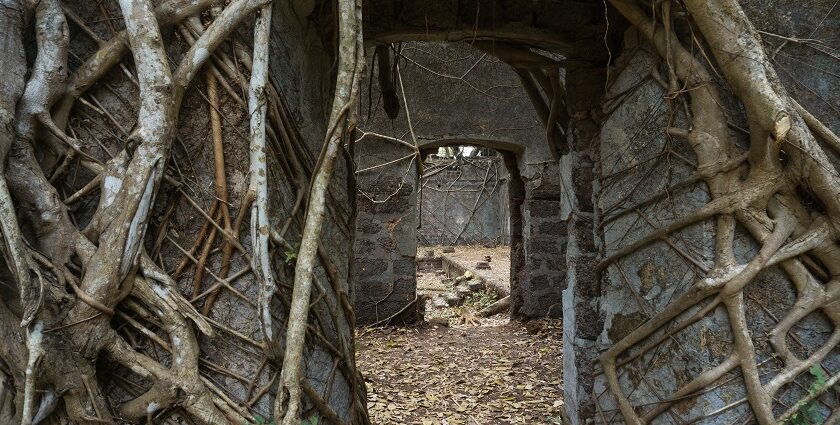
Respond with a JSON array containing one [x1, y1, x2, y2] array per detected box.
[[267, 2, 360, 417], [559, 62, 607, 423], [575, 1, 840, 421], [170, 1, 359, 418], [515, 161, 568, 318], [354, 170, 420, 324], [589, 34, 721, 421], [417, 155, 509, 246]]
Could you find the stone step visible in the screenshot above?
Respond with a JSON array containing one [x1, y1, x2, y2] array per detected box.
[[455, 284, 472, 297], [475, 261, 491, 270]]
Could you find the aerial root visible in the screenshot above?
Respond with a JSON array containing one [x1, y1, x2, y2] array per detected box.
[[274, 0, 364, 421], [0, 0, 341, 423], [600, 0, 840, 423]]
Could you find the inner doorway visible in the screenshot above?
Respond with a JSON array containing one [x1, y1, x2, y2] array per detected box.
[[357, 144, 563, 425], [415, 145, 513, 325], [352, 40, 566, 424]]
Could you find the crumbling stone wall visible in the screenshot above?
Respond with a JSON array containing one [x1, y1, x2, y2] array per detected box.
[[574, 1, 840, 420], [555, 62, 608, 423], [354, 177, 419, 324], [355, 0, 840, 422], [589, 35, 716, 420], [515, 168, 567, 318], [418, 155, 510, 246]]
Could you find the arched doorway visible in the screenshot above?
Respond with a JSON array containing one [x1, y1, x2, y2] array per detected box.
[[351, 39, 578, 423]]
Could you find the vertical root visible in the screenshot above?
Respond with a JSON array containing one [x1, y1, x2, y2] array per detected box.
[[275, 0, 364, 422], [247, 2, 276, 348]]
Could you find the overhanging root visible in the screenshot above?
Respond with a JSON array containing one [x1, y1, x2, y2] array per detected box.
[[248, 1, 277, 348], [0, 0, 344, 422]]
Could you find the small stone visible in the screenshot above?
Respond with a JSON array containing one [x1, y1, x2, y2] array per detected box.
[[442, 246, 455, 253], [475, 261, 491, 270], [444, 293, 462, 306], [466, 280, 484, 291], [433, 297, 449, 309]]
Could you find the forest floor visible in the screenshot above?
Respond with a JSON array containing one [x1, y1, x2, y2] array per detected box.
[[356, 247, 564, 425]]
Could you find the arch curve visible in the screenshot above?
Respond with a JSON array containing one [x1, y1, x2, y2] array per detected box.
[[417, 136, 526, 155]]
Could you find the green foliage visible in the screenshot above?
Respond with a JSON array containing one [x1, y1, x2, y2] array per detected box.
[[301, 416, 319, 425], [787, 364, 828, 425], [251, 415, 276, 425], [808, 363, 828, 392], [463, 288, 497, 311], [283, 249, 298, 266]]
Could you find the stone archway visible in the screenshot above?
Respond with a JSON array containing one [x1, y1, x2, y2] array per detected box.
[[5, 0, 838, 423], [352, 139, 526, 325]]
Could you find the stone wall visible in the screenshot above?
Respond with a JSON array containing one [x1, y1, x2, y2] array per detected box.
[[266, 1, 358, 416], [354, 1, 840, 422], [354, 173, 419, 324], [516, 164, 568, 318], [417, 155, 509, 246], [577, 2, 840, 419], [64, 0, 362, 419], [560, 62, 608, 423], [588, 35, 718, 421]]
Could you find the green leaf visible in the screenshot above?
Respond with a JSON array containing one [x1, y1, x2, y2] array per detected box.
[[283, 250, 298, 265], [809, 363, 828, 391], [805, 402, 823, 424]]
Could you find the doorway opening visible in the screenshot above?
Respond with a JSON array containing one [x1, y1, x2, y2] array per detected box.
[[415, 145, 514, 326], [352, 40, 566, 424]]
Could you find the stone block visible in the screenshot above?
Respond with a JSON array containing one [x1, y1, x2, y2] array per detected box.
[[357, 258, 387, 276]]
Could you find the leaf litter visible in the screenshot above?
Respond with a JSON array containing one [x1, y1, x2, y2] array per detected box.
[[357, 310, 563, 424]]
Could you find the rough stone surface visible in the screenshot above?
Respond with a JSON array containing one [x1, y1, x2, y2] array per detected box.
[[584, 9, 840, 421], [559, 61, 607, 424], [354, 178, 419, 324], [418, 155, 509, 246], [353, 2, 840, 422]]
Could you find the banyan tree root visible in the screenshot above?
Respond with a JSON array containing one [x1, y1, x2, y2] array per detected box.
[[0, 0, 366, 423], [599, 0, 840, 423], [273, 0, 364, 423]]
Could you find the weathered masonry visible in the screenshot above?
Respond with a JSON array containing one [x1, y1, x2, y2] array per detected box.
[[354, 0, 840, 422], [417, 153, 511, 247], [353, 41, 572, 325], [4, 0, 838, 423]]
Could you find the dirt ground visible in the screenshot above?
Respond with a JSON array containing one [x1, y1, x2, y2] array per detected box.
[[356, 320, 563, 425], [356, 246, 564, 425]]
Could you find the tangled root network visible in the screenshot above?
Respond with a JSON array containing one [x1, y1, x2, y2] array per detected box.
[[0, 0, 838, 424]]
